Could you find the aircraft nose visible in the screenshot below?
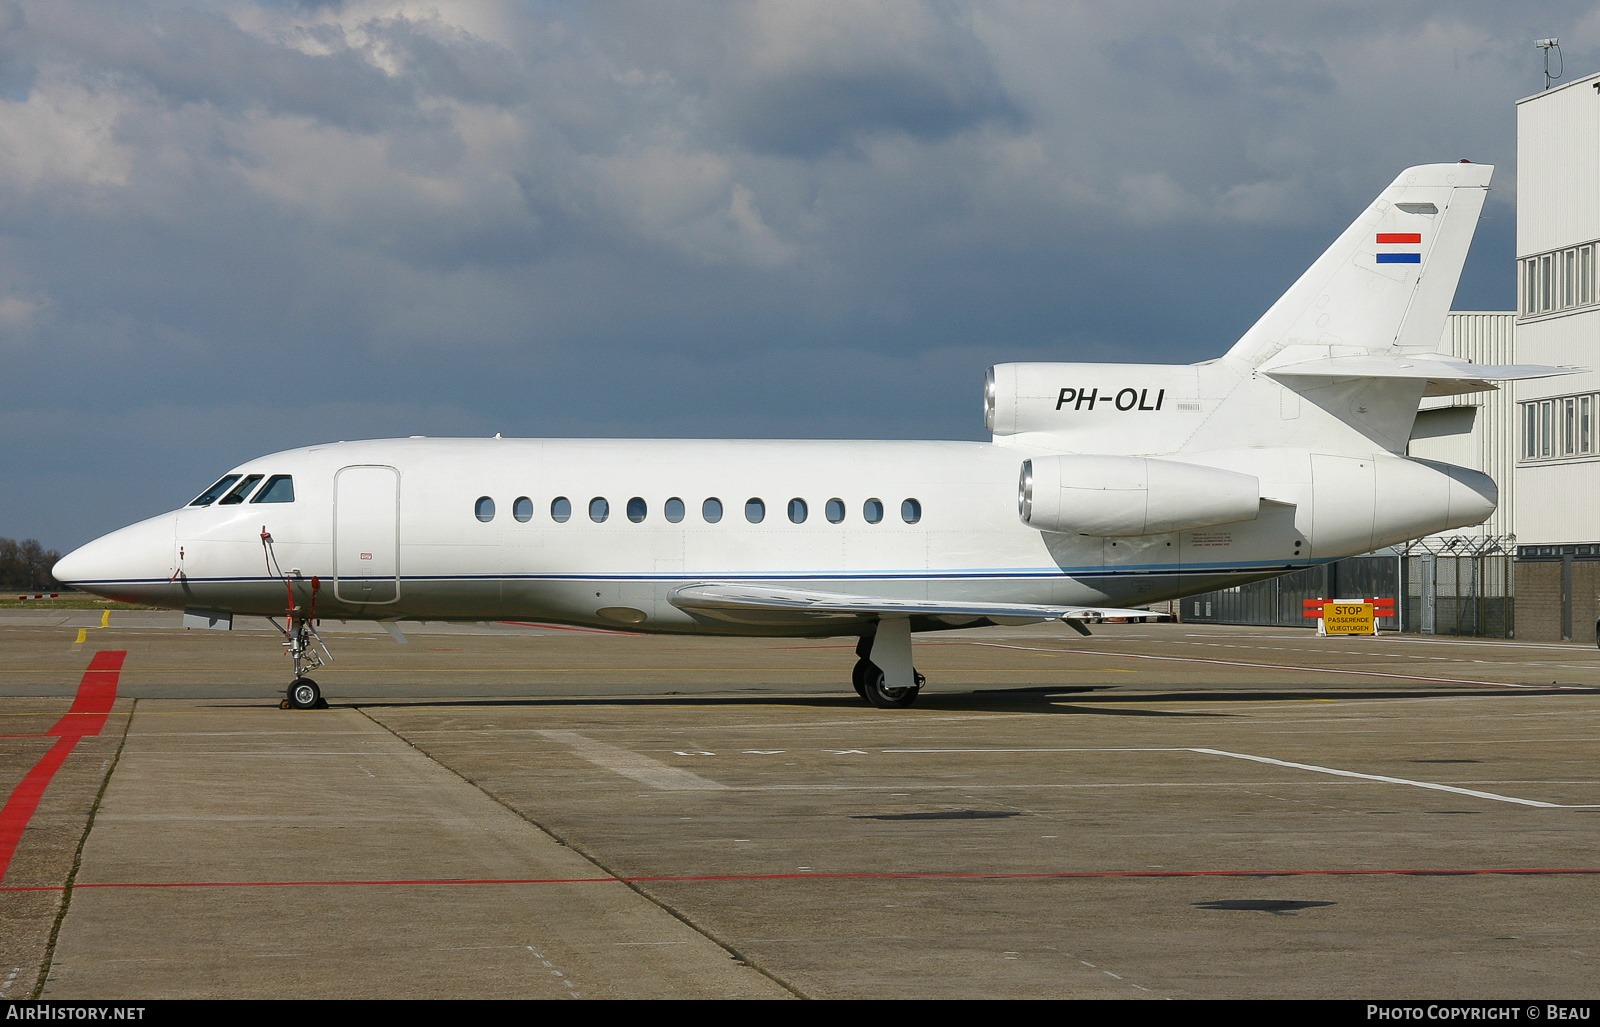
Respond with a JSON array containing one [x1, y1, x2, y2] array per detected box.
[[54, 512, 178, 601]]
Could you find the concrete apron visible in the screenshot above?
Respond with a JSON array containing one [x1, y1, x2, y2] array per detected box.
[[41, 700, 788, 999]]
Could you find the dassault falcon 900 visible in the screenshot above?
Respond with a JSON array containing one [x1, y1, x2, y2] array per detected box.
[[53, 163, 1575, 710]]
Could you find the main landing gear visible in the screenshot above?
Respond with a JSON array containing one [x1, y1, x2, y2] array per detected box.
[[853, 657, 925, 708], [852, 625, 924, 708]]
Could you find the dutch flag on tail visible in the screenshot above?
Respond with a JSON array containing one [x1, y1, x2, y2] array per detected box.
[[1375, 232, 1421, 263]]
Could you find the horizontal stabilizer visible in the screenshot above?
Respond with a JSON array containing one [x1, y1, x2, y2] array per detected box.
[[670, 582, 1160, 625], [1266, 352, 1583, 398]]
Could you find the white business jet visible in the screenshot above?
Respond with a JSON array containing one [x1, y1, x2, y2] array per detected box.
[[53, 163, 1575, 710]]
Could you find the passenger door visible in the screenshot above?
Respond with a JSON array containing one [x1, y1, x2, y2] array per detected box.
[[334, 465, 400, 604]]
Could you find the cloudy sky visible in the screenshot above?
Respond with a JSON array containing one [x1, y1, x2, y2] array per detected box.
[[2, 0, 1596, 551]]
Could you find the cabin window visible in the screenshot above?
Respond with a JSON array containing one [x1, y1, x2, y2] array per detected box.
[[788, 498, 807, 524], [627, 497, 647, 523], [864, 498, 884, 524], [826, 498, 845, 523], [475, 496, 495, 522], [665, 497, 685, 523], [513, 496, 533, 522], [901, 499, 922, 524], [745, 498, 765, 523], [590, 497, 609, 522], [551, 497, 572, 522], [703, 498, 723, 523], [251, 475, 295, 504], [218, 474, 265, 505], [189, 475, 241, 507]]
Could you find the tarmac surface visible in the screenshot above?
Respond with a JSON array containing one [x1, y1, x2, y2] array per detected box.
[[3, 609, 1600, 999]]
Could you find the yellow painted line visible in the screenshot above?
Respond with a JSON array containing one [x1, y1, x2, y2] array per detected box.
[[101, 609, 111, 628], [74, 628, 88, 644]]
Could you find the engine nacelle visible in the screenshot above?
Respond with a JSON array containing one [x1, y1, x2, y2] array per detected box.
[[1019, 455, 1261, 536]]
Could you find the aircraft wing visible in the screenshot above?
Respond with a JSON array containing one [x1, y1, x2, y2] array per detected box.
[[668, 582, 1161, 632]]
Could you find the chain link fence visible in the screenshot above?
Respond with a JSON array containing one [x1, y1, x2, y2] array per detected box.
[[1181, 548, 1516, 638]]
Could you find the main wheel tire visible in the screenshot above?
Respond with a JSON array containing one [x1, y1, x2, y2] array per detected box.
[[851, 658, 872, 700], [288, 678, 322, 710], [863, 666, 923, 709]]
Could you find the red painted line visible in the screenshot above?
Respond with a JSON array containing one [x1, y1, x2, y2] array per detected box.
[[0, 737, 82, 883], [0, 650, 126, 884], [3, 867, 1598, 893], [50, 650, 125, 737]]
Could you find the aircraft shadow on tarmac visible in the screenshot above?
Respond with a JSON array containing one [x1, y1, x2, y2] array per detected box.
[[241, 683, 1594, 717]]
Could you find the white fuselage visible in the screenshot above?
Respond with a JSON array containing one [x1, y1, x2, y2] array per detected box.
[[53, 435, 1492, 637]]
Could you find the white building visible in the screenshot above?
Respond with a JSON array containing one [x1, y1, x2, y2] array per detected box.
[[1409, 311, 1518, 544], [1511, 71, 1600, 641]]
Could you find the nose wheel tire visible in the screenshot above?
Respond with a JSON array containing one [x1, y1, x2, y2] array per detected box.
[[287, 678, 324, 710], [861, 664, 924, 709]]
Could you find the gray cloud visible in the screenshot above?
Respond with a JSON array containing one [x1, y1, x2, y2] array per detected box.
[[1, 0, 1596, 549]]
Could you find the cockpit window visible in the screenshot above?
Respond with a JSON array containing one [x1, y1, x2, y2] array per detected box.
[[251, 475, 295, 504], [189, 475, 241, 507], [218, 474, 265, 505]]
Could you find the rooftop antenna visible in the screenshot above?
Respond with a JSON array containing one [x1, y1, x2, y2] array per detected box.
[[1536, 38, 1563, 90]]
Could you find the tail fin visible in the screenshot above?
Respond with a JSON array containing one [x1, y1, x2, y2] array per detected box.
[[1225, 163, 1491, 372]]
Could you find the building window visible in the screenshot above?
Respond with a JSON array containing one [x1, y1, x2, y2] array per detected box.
[[1519, 240, 1600, 318], [1522, 392, 1600, 461]]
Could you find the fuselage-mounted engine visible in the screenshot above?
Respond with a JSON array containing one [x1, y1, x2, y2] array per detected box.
[[1018, 455, 1261, 536]]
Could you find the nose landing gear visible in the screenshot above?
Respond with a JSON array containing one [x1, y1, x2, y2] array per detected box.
[[277, 613, 332, 709], [262, 528, 334, 710]]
